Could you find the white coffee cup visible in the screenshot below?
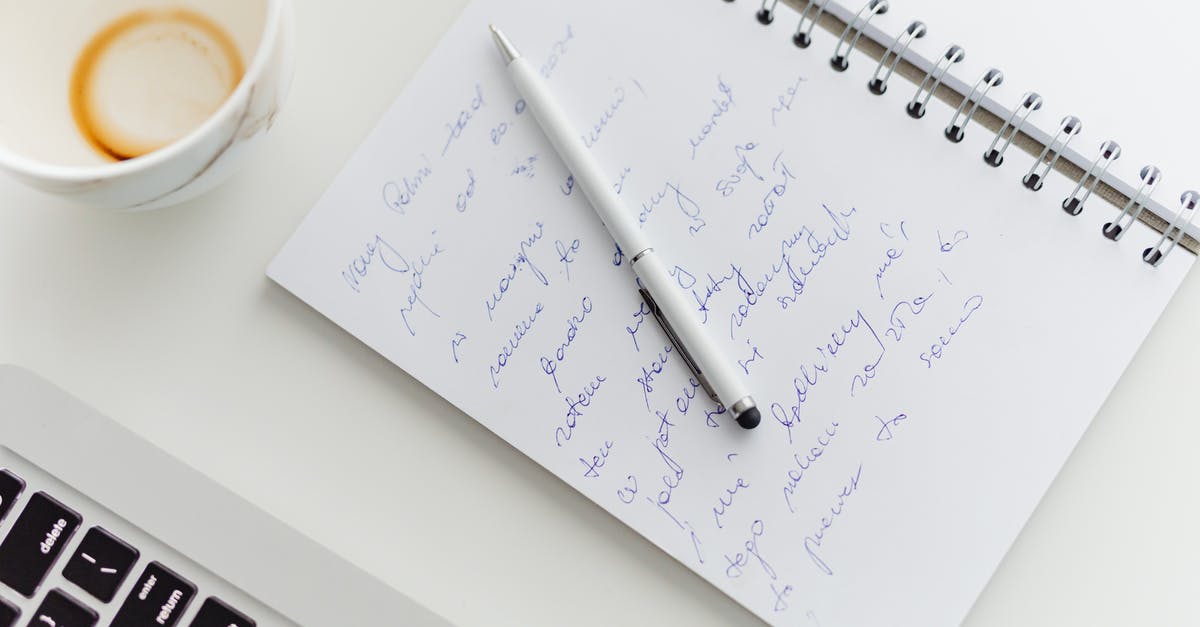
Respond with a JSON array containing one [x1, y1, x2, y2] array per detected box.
[[0, 0, 295, 211]]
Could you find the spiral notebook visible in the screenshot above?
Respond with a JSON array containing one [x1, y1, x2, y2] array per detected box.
[[268, 0, 1197, 625]]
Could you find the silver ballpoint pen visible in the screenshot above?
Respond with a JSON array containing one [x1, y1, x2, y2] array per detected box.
[[489, 25, 760, 429]]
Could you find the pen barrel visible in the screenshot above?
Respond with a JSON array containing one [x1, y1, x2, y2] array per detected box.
[[633, 251, 750, 407], [507, 58, 651, 256], [507, 57, 752, 413]]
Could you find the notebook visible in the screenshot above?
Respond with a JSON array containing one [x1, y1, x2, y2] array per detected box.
[[268, 0, 1196, 624]]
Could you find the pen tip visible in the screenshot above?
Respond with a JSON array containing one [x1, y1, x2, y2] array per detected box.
[[735, 407, 761, 430], [489, 23, 520, 64]]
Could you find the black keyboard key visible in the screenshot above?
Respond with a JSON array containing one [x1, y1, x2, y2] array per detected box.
[[0, 470, 24, 523], [62, 527, 140, 603], [111, 562, 195, 627], [0, 596, 18, 627], [189, 597, 256, 627], [27, 589, 97, 627], [0, 492, 81, 598]]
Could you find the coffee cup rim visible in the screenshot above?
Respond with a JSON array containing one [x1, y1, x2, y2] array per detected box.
[[0, 0, 288, 184]]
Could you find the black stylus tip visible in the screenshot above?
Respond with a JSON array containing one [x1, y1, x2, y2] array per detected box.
[[735, 407, 761, 430]]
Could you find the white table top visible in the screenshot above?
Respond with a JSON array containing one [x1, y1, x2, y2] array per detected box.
[[2, 1, 1197, 625]]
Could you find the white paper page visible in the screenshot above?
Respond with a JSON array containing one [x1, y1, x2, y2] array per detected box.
[[269, 1, 1193, 625], [868, 0, 1200, 193]]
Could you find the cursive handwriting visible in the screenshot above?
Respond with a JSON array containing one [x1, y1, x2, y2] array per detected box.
[[580, 439, 613, 478], [724, 519, 777, 580], [874, 247, 904, 300], [728, 205, 858, 338], [770, 401, 799, 445], [747, 152, 798, 239], [617, 474, 638, 504], [646, 436, 686, 529], [774, 309, 879, 419], [382, 155, 433, 214], [395, 239, 446, 337], [635, 346, 673, 410], [488, 302, 544, 388], [782, 420, 840, 513], [613, 166, 632, 193], [688, 76, 735, 160], [637, 180, 705, 234], [540, 24, 575, 79], [484, 223, 549, 321], [511, 154, 539, 179], [774, 205, 858, 312], [874, 412, 909, 442], [848, 311, 888, 397], [803, 464, 864, 575], [442, 84, 485, 156], [689, 266, 738, 324], [555, 238, 581, 280], [884, 293, 934, 343], [938, 229, 970, 253], [770, 75, 806, 127], [540, 296, 594, 393], [556, 375, 608, 447], [455, 168, 476, 213], [450, 332, 468, 363], [625, 297, 651, 351], [712, 477, 751, 529], [342, 234, 410, 293], [738, 340, 764, 375], [880, 220, 910, 241], [919, 295, 985, 368], [715, 142, 765, 197], [582, 86, 627, 148]]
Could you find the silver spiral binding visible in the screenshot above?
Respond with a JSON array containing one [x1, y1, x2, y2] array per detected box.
[[1143, 191, 1199, 266], [792, 0, 830, 48], [1021, 116, 1081, 191], [906, 45, 964, 119], [983, 92, 1042, 167], [758, 0, 780, 24], [1062, 141, 1121, 216], [944, 68, 1003, 143], [830, 0, 889, 71], [868, 21, 926, 95], [734, 0, 1193, 267], [1102, 166, 1162, 241]]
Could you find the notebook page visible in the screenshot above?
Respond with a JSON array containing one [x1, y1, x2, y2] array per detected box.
[[268, 1, 1193, 624]]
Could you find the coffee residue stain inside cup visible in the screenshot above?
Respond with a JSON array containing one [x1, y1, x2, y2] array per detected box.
[[70, 9, 245, 162]]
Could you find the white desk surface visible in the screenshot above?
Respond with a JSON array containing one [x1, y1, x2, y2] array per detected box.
[[2, 1, 1198, 625]]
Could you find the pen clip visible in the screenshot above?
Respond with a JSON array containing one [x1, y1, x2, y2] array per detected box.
[[639, 287, 720, 404]]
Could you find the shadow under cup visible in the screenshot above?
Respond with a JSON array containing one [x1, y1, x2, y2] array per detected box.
[[0, 0, 291, 210]]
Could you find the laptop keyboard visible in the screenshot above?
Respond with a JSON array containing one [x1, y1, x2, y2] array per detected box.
[[0, 466, 256, 627], [0, 471, 21, 521], [62, 528, 140, 603], [0, 491, 83, 598]]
